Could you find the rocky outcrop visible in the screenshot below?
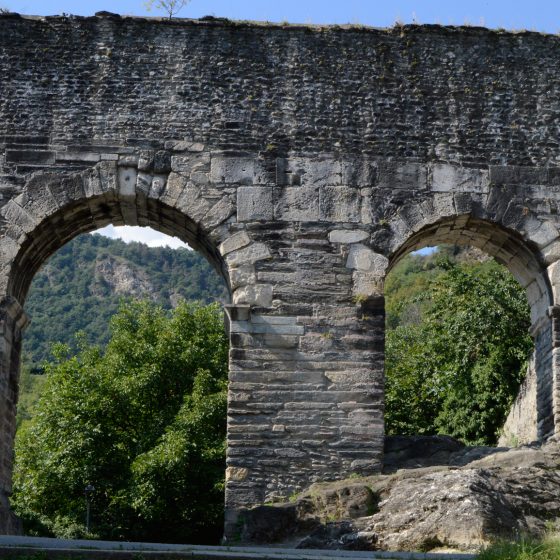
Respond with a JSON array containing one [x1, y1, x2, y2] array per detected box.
[[383, 435, 467, 472], [92, 256, 156, 299], [238, 437, 560, 553]]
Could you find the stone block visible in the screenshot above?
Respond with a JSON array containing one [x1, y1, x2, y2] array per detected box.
[[159, 172, 186, 206], [211, 156, 255, 185], [219, 231, 251, 256], [149, 175, 167, 199], [153, 150, 171, 174], [170, 152, 210, 174], [263, 334, 299, 348], [230, 265, 257, 290], [237, 187, 273, 222], [56, 151, 100, 163], [233, 284, 274, 307], [378, 162, 427, 191], [342, 159, 377, 187], [319, 186, 361, 222], [224, 304, 251, 322], [360, 188, 374, 225], [274, 186, 319, 222], [98, 161, 119, 195], [230, 320, 304, 335], [201, 195, 235, 228], [431, 193, 455, 219], [226, 242, 271, 268], [352, 271, 384, 297], [431, 164, 489, 194], [1, 201, 37, 234], [490, 165, 547, 186], [226, 467, 249, 482], [118, 167, 137, 198], [251, 315, 297, 325], [520, 216, 559, 249], [278, 157, 342, 187], [83, 167, 104, 199], [346, 244, 389, 274], [329, 229, 369, 244], [118, 155, 139, 167], [0, 236, 19, 264], [136, 172, 152, 196], [137, 150, 154, 171], [171, 141, 205, 153], [174, 184, 211, 222], [5, 149, 55, 165]]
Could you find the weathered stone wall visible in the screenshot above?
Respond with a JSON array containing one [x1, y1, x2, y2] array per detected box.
[[3, 15, 560, 163], [1, 13, 560, 538], [499, 362, 538, 446]]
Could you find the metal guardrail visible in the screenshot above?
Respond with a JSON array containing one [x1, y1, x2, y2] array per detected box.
[[0, 536, 477, 560]]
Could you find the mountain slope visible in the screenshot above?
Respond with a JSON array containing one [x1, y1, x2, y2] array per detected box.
[[23, 233, 228, 367]]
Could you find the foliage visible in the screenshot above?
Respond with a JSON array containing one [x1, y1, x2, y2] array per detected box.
[[385, 250, 533, 445], [479, 535, 560, 560], [144, 0, 191, 18], [24, 233, 227, 368], [12, 300, 228, 544], [16, 363, 46, 430]]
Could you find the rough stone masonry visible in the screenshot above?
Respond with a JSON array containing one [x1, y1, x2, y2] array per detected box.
[[1, 12, 560, 537]]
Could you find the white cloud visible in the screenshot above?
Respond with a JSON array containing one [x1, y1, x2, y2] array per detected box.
[[94, 225, 190, 250]]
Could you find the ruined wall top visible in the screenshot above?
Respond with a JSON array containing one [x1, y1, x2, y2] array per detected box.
[[1, 14, 560, 166]]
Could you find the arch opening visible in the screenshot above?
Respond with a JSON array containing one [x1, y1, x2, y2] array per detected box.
[[0, 167, 234, 540], [384, 216, 554, 446]]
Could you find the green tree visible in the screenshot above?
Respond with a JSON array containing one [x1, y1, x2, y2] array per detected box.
[[15, 362, 47, 430], [12, 300, 228, 544], [385, 256, 533, 445]]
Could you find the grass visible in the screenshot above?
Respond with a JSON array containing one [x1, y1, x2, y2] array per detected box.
[[479, 535, 560, 560]]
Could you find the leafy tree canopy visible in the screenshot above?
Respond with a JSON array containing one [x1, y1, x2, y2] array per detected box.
[[385, 251, 533, 445], [12, 300, 228, 544]]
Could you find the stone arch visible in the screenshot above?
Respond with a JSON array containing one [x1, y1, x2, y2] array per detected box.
[[0, 157, 270, 533], [1, 162, 235, 304], [383, 212, 555, 445], [388, 215, 552, 327]]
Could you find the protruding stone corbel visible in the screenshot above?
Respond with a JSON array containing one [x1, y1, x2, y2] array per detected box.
[[548, 305, 560, 319], [224, 304, 251, 322], [0, 296, 29, 333], [223, 304, 251, 341]]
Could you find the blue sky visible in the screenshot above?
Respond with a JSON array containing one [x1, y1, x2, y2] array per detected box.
[[7, 0, 552, 248], [5, 0, 560, 33]]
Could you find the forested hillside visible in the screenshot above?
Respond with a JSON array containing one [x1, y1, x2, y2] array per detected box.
[[23, 234, 227, 368]]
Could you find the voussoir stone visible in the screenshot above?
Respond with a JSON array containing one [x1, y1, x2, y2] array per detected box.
[[346, 244, 389, 274]]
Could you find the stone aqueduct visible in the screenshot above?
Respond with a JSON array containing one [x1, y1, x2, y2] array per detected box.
[[0, 12, 560, 536]]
